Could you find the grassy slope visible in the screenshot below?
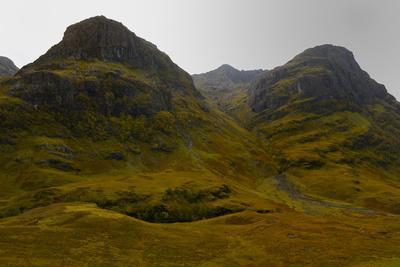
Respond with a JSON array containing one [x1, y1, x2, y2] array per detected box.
[[0, 60, 279, 222], [1, 203, 400, 266], [254, 107, 400, 211]]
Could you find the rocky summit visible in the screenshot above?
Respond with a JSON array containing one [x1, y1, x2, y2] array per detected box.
[[9, 16, 202, 137], [0, 56, 18, 77], [0, 17, 400, 267], [249, 45, 393, 114], [28, 16, 184, 75]]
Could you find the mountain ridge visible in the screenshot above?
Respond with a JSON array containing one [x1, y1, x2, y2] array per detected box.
[[192, 64, 265, 90], [0, 56, 19, 77]]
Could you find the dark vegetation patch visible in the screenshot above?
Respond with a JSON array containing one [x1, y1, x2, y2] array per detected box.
[[150, 140, 175, 153], [344, 129, 400, 167], [119, 185, 238, 223], [256, 209, 272, 214], [128, 204, 237, 223], [0, 185, 241, 223], [289, 159, 325, 170], [36, 159, 80, 172], [104, 152, 125, 161], [37, 143, 76, 159]]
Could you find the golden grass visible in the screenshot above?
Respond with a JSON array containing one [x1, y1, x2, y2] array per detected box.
[[1, 203, 400, 266]]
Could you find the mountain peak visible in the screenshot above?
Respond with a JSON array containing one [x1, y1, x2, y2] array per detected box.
[[249, 44, 392, 113], [27, 16, 179, 73], [299, 44, 352, 56], [192, 64, 265, 92], [216, 64, 238, 72], [291, 44, 360, 70]]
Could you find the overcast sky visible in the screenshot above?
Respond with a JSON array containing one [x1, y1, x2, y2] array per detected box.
[[1, 0, 399, 99]]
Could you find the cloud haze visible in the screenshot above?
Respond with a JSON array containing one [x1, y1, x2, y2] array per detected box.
[[1, 0, 399, 98]]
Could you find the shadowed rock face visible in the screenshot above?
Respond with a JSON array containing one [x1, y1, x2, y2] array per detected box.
[[249, 45, 394, 114], [0, 56, 18, 77]]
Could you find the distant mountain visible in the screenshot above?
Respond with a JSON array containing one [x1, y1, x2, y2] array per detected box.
[[0, 56, 18, 77], [192, 65, 265, 122], [192, 64, 265, 91]]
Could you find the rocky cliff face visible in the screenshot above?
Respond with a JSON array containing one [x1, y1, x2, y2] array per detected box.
[[0, 56, 18, 77], [249, 45, 395, 115], [26, 16, 186, 76], [8, 16, 202, 133]]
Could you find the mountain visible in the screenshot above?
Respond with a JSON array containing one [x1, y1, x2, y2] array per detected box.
[[249, 44, 395, 113], [248, 45, 400, 214], [15, 15, 200, 121], [0, 16, 277, 224], [1, 19, 400, 266], [193, 64, 264, 91], [0, 56, 18, 77], [193, 64, 265, 122]]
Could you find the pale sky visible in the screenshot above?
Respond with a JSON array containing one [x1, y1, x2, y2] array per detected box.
[[1, 0, 399, 99]]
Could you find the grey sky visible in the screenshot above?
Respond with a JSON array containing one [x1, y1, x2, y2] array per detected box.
[[1, 0, 399, 99]]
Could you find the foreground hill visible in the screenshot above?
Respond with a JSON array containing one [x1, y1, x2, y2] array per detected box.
[[0, 56, 18, 77], [0, 18, 400, 266]]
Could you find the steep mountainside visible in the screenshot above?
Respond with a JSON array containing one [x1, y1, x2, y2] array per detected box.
[[193, 64, 265, 123], [0, 16, 278, 224], [248, 45, 400, 214], [0, 56, 18, 77]]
